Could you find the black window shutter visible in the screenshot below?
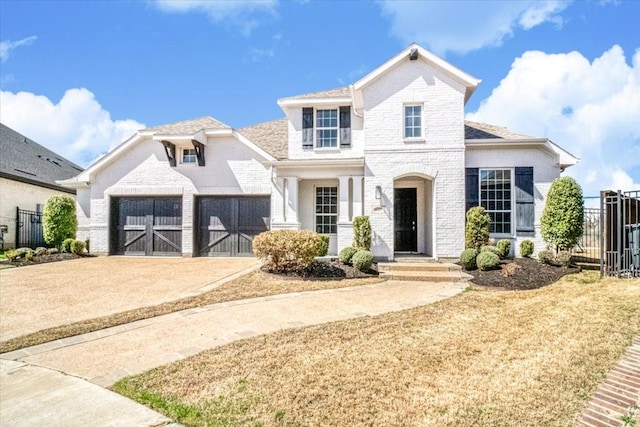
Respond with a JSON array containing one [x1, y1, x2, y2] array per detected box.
[[515, 167, 535, 235], [465, 168, 479, 214], [302, 108, 313, 148], [339, 106, 351, 148]]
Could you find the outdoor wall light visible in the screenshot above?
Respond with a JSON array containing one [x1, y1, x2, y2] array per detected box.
[[375, 185, 382, 200]]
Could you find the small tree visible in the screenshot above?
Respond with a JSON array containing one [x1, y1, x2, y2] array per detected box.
[[465, 206, 490, 250], [352, 216, 372, 250], [541, 176, 584, 253], [43, 195, 77, 248]]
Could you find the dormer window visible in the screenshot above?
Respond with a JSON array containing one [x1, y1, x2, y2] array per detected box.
[[302, 106, 351, 149], [404, 105, 422, 139], [182, 148, 197, 164]]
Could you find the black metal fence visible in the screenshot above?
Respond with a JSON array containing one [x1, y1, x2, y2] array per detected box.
[[601, 190, 640, 278], [15, 208, 46, 249], [572, 207, 601, 263]]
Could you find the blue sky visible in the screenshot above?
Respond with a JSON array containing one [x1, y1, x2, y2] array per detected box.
[[1, 0, 639, 198]]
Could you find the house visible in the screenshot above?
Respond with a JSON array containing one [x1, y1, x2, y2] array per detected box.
[[0, 123, 83, 249], [59, 44, 578, 259]]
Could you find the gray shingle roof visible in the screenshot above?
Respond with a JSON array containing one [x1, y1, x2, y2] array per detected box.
[[0, 123, 83, 193], [143, 116, 230, 134], [238, 118, 288, 160], [464, 121, 535, 140], [281, 86, 351, 101]]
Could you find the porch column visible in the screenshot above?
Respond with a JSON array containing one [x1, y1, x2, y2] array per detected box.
[[272, 177, 285, 223], [285, 177, 299, 224], [338, 176, 350, 223], [352, 176, 363, 218]]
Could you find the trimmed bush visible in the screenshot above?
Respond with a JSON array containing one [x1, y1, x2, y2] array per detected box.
[[43, 195, 77, 248], [496, 239, 511, 259], [317, 235, 329, 257], [541, 176, 584, 252], [459, 248, 478, 270], [34, 247, 49, 256], [25, 250, 34, 261], [15, 248, 31, 259], [61, 238, 74, 253], [556, 250, 572, 267], [481, 245, 502, 257], [85, 239, 90, 254], [465, 207, 490, 250], [5, 250, 18, 261], [71, 239, 85, 255], [520, 240, 534, 258], [476, 251, 500, 271], [352, 250, 373, 271], [252, 230, 325, 272], [49, 248, 59, 255], [352, 216, 372, 250], [339, 246, 358, 264], [538, 249, 554, 265]]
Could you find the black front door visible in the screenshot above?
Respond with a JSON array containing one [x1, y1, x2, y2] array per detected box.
[[394, 188, 417, 252]]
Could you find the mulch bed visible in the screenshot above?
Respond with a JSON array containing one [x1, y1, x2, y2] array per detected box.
[[264, 261, 378, 280], [464, 257, 580, 290], [3, 253, 94, 268]]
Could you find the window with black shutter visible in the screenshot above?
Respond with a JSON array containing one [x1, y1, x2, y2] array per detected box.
[[302, 108, 313, 148], [515, 167, 535, 235], [339, 106, 351, 148]]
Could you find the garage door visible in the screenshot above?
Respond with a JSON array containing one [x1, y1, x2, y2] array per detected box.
[[111, 197, 182, 256], [196, 196, 270, 257]]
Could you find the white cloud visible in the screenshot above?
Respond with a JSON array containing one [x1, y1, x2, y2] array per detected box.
[[0, 88, 144, 167], [378, 1, 570, 55], [467, 45, 640, 197], [153, 0, 278, 36], [0, 36, 37, 62]]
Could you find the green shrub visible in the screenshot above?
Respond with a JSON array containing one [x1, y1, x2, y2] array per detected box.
[[85, 239, 90, 254], [34, 247, 49, 256], [25, 250, 34, 261], [556, 250, 572, 267], [496, 239, 511, 259], [541, 176, 584, 252], [61, 238, 74, 253], [43, 195, 77, 248], [465, 207, 490, 250], [252, 230, 324, 272], [476, 251, 500, 271], [459, 248, 478, 270], [352, 216, 372, 250], [352, 250, 373, 271], [15, 248, 31, 258], [481, 245, 502, 257], [317, 235, 329, 257], [71, 240, 85, 255], [520, 240, 534, 258], [339, 246, 358, 264], [48, 248, 59, 255], [538, 249, 554, 265], [5, 249, 18, 261]]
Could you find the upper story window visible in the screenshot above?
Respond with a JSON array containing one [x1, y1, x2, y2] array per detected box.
[[316, 109, 338, 148], [480, 169, 512, 234], [182, 148, 197, 164], [404, 105, 422, 139], [302, 106, 351, 149]]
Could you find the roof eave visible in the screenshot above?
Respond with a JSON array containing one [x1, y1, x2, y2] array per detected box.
[[277, 97, 353, 108], [263, 158, 365, 168]]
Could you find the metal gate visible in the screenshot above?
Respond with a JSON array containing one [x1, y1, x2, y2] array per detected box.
[[15, 208, 46, 249], [572, 207, 601, 263], [601, 190, 640, 278]]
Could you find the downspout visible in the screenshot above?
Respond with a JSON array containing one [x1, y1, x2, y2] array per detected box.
[[349, 85, 364, 118]]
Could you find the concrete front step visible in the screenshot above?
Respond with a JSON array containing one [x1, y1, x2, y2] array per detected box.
[[379, 270, 473, 283], [378, 262, 462, 272]]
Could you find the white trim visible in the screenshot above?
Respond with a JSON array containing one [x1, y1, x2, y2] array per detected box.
[[264, 158, 365, 168], [277, 97, 352, 108], [466, 138, 579, 169], [403, 104, 423, 140]]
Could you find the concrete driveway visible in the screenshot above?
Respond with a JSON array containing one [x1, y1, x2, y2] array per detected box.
[[0, 257, 258, 342]]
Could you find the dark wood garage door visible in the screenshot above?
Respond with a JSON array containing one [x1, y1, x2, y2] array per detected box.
[[111, 197, 182, 256], [196, 196, 270, 257]]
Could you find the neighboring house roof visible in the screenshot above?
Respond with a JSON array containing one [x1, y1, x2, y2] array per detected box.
[[464, 121, 535, 140], [238, 118, 289, 160], [142, 116, 230, 134], [0, 123, 82, 194]]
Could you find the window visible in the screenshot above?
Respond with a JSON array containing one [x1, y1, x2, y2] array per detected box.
[[182, 148, 197, 164], [315, 186, 337, 234], [315, 109, 338, 148], [480, 169, 512, 234], [404, 105, 422, 138]]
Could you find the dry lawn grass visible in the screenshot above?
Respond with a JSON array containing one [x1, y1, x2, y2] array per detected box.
[[114, 272, 640, 427], [0, 271, 382, 354]]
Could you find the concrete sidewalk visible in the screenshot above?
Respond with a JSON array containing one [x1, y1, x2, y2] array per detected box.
[[1, 279, 465, 425]]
